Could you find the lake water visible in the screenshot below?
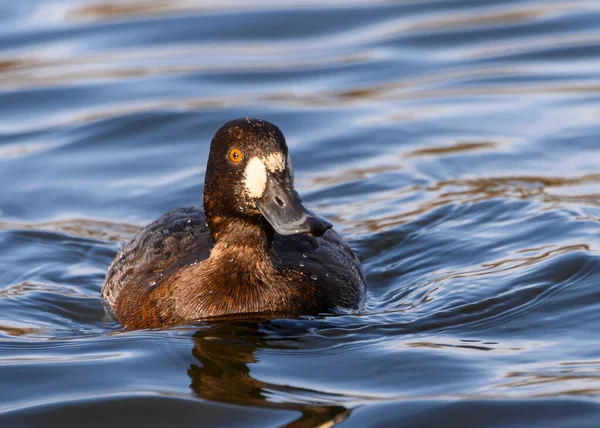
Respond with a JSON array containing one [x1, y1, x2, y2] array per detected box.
[[1, 1, 600, 427]]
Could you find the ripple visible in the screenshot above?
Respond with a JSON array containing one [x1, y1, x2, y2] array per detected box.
[[68, 0, 393, 23], [0, 219, 139, 241], [330, 174, 600, 234], [496, 359, 600, 397], [406, 141, 496, 157]]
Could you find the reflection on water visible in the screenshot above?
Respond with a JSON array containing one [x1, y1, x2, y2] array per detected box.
[[328, 174, 600, 234], [499, 360, 600, 397], [189, 323, 352, 428], [0, 219, 139, 241], [406, 141, 497, 157], [1, 0, 600, 426]]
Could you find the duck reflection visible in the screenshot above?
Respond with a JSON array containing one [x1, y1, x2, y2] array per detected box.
[[188, 320, 351, 428]]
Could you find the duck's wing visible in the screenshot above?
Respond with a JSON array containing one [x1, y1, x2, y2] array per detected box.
[[274, 229, 366, 309], [102, 207, 213, 308]]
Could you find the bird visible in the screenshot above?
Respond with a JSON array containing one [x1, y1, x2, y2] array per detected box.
[[102, 118, 365, 329]]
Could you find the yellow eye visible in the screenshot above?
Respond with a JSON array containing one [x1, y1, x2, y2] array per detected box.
[[229, 148, 243, 163]]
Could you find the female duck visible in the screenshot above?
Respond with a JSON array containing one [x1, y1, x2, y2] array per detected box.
[[102, 118, 365, 329]]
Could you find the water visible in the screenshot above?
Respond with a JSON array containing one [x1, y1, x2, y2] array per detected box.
[[1, 1, 600, 426]]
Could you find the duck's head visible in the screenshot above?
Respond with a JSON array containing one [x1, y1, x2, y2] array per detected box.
[[204, 118, 332, 239]]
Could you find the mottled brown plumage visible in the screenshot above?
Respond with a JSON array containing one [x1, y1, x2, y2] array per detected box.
[[102, 118, 365, 329]]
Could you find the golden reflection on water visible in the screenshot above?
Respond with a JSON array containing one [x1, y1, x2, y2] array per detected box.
[[327, 174, 600, 234], [0, 219, 140, 242], [407, 3, 551, 33], [403, 338, 526, 354], [0, 50, 374, 93], [425, 243, 589, 288], [68, 0, 388, 22], [498, 360, 600, 397], [406, 142, 496, 157], [260, 67, 600, 111], [311, 163, 405, 187], [0, 281, 89, 299], [0, 48, 371, 92], [0, 58, 35, 72], [395, 243, 591, 309], [5, 0, 597, 102], [312, 139, 502, 187], [0, 324, 38, 337], [331, 79, 600, 106], [0, 142, 55, 158]]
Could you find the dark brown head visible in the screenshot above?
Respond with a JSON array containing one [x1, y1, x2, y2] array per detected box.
[[203, 118, 332, 240]]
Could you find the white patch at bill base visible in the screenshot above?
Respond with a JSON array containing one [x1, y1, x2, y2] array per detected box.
[[244, 157, 267, 198]]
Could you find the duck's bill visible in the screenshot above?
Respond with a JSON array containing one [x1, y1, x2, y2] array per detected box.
[[256, 173, 332, 237]]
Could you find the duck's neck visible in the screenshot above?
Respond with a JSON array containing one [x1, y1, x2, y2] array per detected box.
[[208, 215, 275, 267]]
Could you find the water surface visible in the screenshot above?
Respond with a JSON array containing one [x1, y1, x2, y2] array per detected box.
[[1, 1, 600, 427]]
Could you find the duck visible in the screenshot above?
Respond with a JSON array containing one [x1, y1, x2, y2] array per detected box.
[[102, 118, 365, 329]]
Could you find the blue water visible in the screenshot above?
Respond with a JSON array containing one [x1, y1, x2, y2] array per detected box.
[[1, 1, 600, 427]]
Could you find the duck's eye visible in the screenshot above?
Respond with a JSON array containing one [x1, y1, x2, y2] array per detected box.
[[229, 148, 243, 163]]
